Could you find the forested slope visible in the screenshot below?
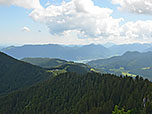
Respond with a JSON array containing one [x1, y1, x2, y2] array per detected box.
[[0, 72, 152, 114]]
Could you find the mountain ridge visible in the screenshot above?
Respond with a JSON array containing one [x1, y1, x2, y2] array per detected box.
[[2, 44, 110, 60], [2, 43, 152, 61]]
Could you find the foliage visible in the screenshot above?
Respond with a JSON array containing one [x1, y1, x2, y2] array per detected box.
[[112, 105, 132, 114]]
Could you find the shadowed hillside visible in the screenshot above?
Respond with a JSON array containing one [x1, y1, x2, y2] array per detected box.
[[0, 52, 51, 95]]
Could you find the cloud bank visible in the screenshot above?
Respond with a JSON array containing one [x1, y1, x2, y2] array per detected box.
[[0, 0, 42, 9], [119, 20, 152, 43], [29, 0, 152, 43], [112, 0, 152, 15], [29, 0, 122, 38]]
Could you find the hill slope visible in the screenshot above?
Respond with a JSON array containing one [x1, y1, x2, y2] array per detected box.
[[22, 58, 94, 75], [22, 58, 67, 68], [0, 52, 51, 95], [0, 72, 151, 114], [88, 51, 152, 80]]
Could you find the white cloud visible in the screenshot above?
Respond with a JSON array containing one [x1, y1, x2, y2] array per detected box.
[[21, 27, 30, 32], [118, 20, 152, 42], [28, 0, 152, 44], [112, 0, 152, 15], [0, 0, 42, 9], [1, 0, 152, 45], [29, 0, 123, 38]]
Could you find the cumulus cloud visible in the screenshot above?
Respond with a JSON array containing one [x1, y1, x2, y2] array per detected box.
[[0, 0, 42, 9], [21, 27, 30, 32], [29, 0, 152, 43], [1, 0, 152, 44], [119, 20, 152, 41], [112, 0, 152, 15], [29, 0, 123, 38]]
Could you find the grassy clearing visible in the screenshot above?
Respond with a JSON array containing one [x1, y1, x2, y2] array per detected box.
[[109, 67, 136, 77], [90, 68, 100, 73], [46, 69, 67, 76], [141, 67, 151, 70], [122, 72, 136, 77]]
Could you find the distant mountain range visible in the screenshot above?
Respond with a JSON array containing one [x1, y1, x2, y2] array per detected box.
[[88, 51, 152, 80], [109, 43, 152, 55], [2, 43, 152, 61], [2, 44, 110, 60]]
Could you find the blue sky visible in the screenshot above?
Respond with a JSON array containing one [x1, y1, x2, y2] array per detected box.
[[0, 0, 152, 46]]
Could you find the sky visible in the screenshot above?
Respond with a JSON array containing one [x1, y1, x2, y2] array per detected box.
[[0, 0, 152, 46]]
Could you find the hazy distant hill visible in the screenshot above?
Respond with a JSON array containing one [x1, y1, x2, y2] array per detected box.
[[88, 51, 152, 80], [2, 44, 110, 60], [109, 43, 152, 55], [0, 46, 7, 51], [144, 46, 152, 52], [2, 43, 152, 61], [0, 46, 4, 50], [0, 52, 51, 95]]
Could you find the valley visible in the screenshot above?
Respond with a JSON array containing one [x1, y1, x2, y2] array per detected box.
[[1, 0, 152, 113]]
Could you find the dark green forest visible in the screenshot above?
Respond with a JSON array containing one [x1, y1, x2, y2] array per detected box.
[[0, 72, 152, 114], [0, 52, 51, 95]]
